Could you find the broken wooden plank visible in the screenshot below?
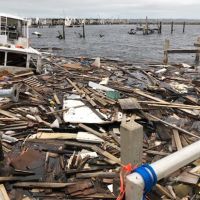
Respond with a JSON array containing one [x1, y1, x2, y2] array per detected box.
[[173, 129, 183, 151], [76, 171, 117, 179], [147, 113, 200, 139], [13, 182, 75, 189], [0, 184, 10, 200]]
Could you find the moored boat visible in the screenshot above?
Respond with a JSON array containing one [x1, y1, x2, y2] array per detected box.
[[0, 13, 41, 73]]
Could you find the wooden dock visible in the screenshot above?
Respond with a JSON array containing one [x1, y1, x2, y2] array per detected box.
[[163, 39, 200, 64]]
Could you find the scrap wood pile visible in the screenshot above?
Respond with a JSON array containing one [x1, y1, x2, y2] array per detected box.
[[0, 55, 200, 199]]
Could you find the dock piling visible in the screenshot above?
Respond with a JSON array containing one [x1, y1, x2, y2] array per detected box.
[[62, 23, 65, 40], [171, 21, 174, 34], [158, 21, 162, 34], [163, 39, 170, 64], [82, 23, 85, 38], [183, 21, 186, 33]]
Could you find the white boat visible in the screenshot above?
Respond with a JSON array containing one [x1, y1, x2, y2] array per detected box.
[[0, 13, 41, 73], [65, 17, 72, 27]]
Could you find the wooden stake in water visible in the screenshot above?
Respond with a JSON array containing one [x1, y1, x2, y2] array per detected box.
[[163, 39, 170, 64], [171, 21, 174, 34], [83, 23, 85, 38], [159, 21, 162, 34], [62, 23, 65, 40], [183, 22, 186, 33]]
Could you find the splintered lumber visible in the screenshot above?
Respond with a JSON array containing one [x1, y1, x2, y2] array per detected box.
[[145, 150, 169, 156], [177, 172, 199, 185], [78, 193, 115, 199], [133, 89, 167, 103], [29, 132, 77, 140], [46, 107, 70, 115], [0, 176, 40, 182], [66, 78, 83, 94], [14, 71, 34, 78], [133, 89, 198, 116], [173, 130, 183, 151], [76, 171, 117, 179], [78, 123, 104, 139], [13, 182, 75, 188], [0, 109, 19, 119], [64, 141, 121, 165], [53, 93, 61, 105], [0, 184, 10, 200], [155, 184, 176, 200], [147, 113, 200, 139]]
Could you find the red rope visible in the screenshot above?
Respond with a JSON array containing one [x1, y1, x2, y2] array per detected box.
[[116, 163, 138, 200]]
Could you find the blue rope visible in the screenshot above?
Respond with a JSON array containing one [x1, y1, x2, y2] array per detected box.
[[133, 164, 157, 199]]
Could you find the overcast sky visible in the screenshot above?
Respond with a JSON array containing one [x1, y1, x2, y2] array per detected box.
[[1, 0, 200, 19]]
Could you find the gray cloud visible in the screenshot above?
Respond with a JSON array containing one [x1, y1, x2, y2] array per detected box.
[[1, 0, 200, 18]]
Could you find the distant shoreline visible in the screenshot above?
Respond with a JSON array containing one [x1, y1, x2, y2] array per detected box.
[[30, 23, 200, 27], [28, 18, 200, 27]]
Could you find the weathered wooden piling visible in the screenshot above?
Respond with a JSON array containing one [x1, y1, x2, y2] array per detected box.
[[171, 21, 174, 34], [82, 23, 85, 38], [144, 16, 149, 35], [163, 39, 170, 64], [195, 37, 200, 64], [158, 21, 162, 34], [62, 23, 65, 40], [183, 21, 186, 33]]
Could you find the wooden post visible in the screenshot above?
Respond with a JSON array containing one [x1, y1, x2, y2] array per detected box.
[[120, 118, 143, 165], [195, 37, 200, 64], [82, 23, 85, 38], [145, 16, 148, 35], [62, 22, 65, 40], [0, 134, 4, 162], [163, 39, 170, 64], [183, 21, 186, 33], [159, 21, 162, 34], [171, 21, 174, 34]]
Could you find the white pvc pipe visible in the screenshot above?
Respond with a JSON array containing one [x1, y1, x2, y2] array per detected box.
[[126, 139, 200, 200]]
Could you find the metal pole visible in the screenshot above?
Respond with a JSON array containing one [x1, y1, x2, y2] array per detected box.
[[126, 139, 200, 200]]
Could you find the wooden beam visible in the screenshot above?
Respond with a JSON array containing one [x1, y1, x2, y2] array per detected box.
[[13, 182, 74, 189]]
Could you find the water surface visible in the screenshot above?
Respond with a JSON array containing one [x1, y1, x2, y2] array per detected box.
[[30, 24, 200, 64]]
